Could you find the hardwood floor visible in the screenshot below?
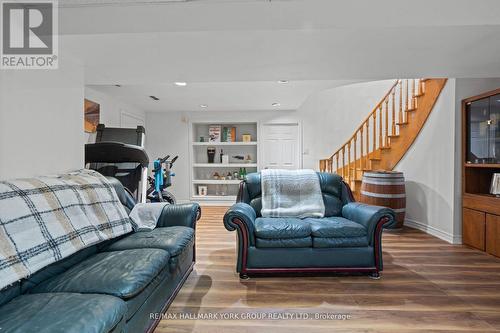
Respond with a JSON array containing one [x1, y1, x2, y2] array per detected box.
[[155, 206, 500, 333]]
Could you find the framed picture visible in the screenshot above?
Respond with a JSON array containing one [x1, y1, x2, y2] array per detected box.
[[491, 173, 500, 196], [84, 99, 100, 133], [198, 186, 208, 196], [208, 125, 221, 142]]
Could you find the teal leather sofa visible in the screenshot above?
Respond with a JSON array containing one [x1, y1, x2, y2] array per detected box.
[[223, 172, 395, 279], [0, 178, 200, 333]]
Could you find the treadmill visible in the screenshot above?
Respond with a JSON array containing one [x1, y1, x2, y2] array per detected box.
[[85, 124, 149, 203]]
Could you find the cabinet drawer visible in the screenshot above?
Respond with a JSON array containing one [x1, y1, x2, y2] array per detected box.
[[486, 214, 500, 258], [463, 208, 485, 251]]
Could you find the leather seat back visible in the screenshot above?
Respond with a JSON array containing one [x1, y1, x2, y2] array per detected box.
[[239, 172, 351, 217], [13, 177, 135, 296], [0, 176, 136, 308], [106, 177, 136, 213]]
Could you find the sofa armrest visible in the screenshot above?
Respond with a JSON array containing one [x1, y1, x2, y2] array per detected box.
[[342, 202, 395, 245], [157, 203, 201, 229], [223, 203, 256, 246]]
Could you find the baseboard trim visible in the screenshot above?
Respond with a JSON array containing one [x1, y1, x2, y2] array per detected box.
[[404, 218, 462, 244], [197, 201, 234, 206]]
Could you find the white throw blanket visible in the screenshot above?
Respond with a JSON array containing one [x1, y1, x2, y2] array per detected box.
[[0, 170, 132, 289], [129, 203, 169, 231], [261, 169, 325, 218]]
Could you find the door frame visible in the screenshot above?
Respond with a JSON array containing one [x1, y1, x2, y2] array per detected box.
[[259, 121, 303, 170]]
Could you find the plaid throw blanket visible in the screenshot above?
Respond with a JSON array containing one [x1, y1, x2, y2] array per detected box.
[[0, 169, 132, 289], [261, 169, 325, 218]]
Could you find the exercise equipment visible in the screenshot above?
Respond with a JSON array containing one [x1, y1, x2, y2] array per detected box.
[[147, 155, 178, 204], [85, 124, 149, 203]]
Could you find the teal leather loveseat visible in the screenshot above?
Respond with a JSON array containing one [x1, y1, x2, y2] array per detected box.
[[223, 172, 395, 279], [0, 178, 200, 333]]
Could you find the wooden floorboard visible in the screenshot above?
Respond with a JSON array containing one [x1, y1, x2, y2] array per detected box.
[[154, 206, 500, 333]]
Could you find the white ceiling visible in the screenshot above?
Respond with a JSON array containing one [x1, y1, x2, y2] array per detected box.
[[60, 0, 500, 112], [87, 80, 359, 112]]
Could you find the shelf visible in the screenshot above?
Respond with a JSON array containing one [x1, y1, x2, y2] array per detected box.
[[465, 192, 500, 199], [193, 141, 257, 146], [464, 163, 500, 168], [463, 193, 500, 216], [191, 195, 237, 201], [192, 179, 242, 185], [193, 163, 257, 168]]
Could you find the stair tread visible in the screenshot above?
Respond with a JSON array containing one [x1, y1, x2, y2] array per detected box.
[[396, 122, 409, 125], [414, 93, 424, 97], [406, 107, 417, 112], [388, 134, 400, 138], [380, 146, 391, 150]]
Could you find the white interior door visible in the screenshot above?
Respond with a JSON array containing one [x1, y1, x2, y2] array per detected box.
[[260, 123, 301, 170]]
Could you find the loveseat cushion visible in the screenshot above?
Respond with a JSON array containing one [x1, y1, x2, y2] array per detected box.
[[313, 236, 368, 248], [105, 226, 194, 257], [254, 217, 311, 239], [0, 293, 126, 333], [309, 217, 367, 238], [31, 249, 170, 299], [256, 237, 312, 248]]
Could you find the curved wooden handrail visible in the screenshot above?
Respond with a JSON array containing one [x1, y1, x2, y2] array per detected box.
[[328, 79, 400, 160], [320, 78, 433, 188], [320, 78, 446, 202]]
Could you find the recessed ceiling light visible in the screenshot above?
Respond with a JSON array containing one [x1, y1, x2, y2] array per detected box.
[[278, 80, 288, 84], [174, 82, 187, 87], [200, 104, 208, 108], [149, 95, 160, 101], [114, 84, 121, 87], [272, 102, 281, 107]]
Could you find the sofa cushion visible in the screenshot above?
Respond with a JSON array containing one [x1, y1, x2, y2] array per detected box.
[[256, 237, 312, 248], [105, 226, 194, 257], [0, 282, 20, 307], [21, 245, 100, 294], [254, 217, 311, 239], [0, 293, 126, 333], [309, 217, 367, 238], [31, 249, 169, 299], [249, 197, 263, 218], [243, 172, 345, 217], [313, 236, 368, 248], [317, 173, 344, 216], [317, 172, 343, 198], [121, 265, 170, 320], [245, 172, 262, 199], [321, 195, 344, 217]]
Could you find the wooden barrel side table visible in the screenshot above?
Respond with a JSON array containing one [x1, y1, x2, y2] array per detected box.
[[360, 171, 406, 229]]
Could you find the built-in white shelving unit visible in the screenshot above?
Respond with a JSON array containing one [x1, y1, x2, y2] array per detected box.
[[193, 163, 258, 168], [192, 142, 257, 146], [192, 179, 242, 185], [190, 122, 259, 203]]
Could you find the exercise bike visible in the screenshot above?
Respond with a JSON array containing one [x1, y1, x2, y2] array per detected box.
[[146, 155, 178, 204]]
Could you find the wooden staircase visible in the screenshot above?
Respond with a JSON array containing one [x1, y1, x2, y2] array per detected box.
[[319, 78, 447, 200]]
